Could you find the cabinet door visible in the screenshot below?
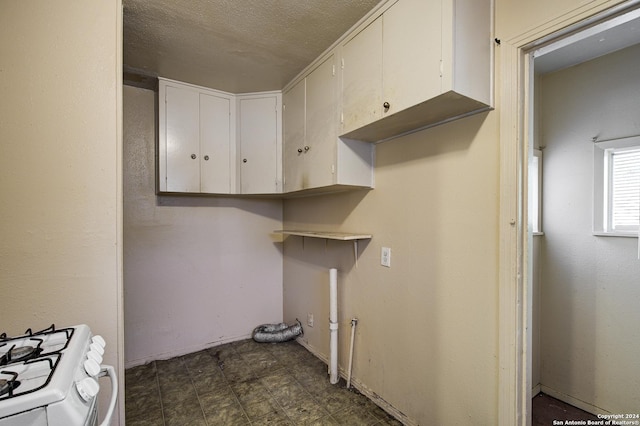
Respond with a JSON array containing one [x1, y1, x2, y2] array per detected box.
[[305, 54, 337, 189], [382, 0, 442, 115], [165, 86, 200, 192], [341, 16, 383, 135], [239, 96, 278, 194], [283, 79, 306, 192], [200, 93, 231, 194]]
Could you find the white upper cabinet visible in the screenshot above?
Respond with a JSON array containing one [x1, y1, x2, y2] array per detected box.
[[284, 54, 374, 194], [158, 78, 282, 195], [158, 0, 493, 196], [159, 80, 234, 194], [340, 0, 493, 142], [238, 93, 282, 194]]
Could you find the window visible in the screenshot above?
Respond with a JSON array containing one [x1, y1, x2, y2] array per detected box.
[[594, 136, 640, 236], [530, 149, 542, 234]]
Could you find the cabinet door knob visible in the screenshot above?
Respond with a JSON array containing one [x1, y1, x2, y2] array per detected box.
[[191, 154, 197, 159], [383, 101, 390, 111], [304, 146, 310, 152], [297, 148, 303, 153], [204, 155, 209, 161], [243, 158, 248, 163]]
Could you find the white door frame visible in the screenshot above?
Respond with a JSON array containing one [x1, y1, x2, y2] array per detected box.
[[497, 1, 639, 424]]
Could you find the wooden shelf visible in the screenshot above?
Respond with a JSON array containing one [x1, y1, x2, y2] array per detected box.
[[276, 230, 372, 241], [276, 230, 372, 266]]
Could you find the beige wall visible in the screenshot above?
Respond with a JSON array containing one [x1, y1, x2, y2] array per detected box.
[[0, 1, 123, 424], [123, 85, 284, 366], [2, 1, 635, 425], [283, 111, 500, 425], [283, 0, 633, 424], [538, 44, 640, 413]]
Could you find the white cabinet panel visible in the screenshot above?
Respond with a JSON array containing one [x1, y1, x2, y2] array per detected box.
[[304, 54, 337, 189], [165, 86, 200, 193], [283, 79, 306, 193], [238, 95, 280, 194], [382, 0, 442, 114], [200, 93, 231, 194], [341, 17, 383, 136]]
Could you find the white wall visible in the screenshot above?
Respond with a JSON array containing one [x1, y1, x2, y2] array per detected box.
[[123, 85, 284, 366], [538, 43, 640, 413], [0, 2, 123, 424]]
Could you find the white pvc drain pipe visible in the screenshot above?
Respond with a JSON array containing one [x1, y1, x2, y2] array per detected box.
[[329, 268, 339, 384]]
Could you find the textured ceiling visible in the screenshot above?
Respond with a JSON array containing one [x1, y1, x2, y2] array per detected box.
[[123, 0, 382, 93]]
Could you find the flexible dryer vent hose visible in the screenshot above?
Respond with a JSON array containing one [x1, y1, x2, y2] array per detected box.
[[252, 320, 303, 343]]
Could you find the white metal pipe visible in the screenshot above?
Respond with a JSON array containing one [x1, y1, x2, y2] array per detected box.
[[347, 318, 358, 389], [329, 268, 339, 384]]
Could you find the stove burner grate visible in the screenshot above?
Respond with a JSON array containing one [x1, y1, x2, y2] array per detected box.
[[0, 356, 58, 401], [0, 371, 20, 398], [0, 340, 43, 366]]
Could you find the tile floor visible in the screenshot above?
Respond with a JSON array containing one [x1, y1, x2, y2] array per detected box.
[[532, 392, 600, 426], [125, 339, 403, 425]]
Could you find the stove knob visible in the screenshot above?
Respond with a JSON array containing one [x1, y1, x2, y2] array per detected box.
[[84, 358, 101, 377], [76, 377, 100, 402], [90, 342, 105, 356], [87, 350, 103, 364], [92, 335, 106, 348]]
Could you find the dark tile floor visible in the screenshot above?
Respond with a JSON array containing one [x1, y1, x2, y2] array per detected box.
[[125, 339, 403, 425], [532, 392, 600, 426]]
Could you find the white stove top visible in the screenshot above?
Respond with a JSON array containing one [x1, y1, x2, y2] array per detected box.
[[0, 325, 93, 418]]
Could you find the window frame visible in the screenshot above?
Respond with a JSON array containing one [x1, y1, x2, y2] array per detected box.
[[593, 135, 640, 237]]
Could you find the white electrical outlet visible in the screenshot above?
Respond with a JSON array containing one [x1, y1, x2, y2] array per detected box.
[[307, 313, 314, 327], [381, 247, 391, 267]]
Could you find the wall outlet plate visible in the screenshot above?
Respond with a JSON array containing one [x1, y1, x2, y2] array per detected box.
[[381, 247, 391, 267], [307, 313, 314, 327]]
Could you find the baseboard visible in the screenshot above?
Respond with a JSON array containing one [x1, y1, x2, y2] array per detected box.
[[532, 384, 541, 397], [539, 385, 610, 416], [295, 337, 415, 426], [124, 333, 252, 369]]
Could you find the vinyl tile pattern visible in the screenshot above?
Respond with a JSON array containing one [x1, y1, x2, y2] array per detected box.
[[125, 339, 403, 425]]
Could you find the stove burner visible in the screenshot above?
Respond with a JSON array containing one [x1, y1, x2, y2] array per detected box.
[[0, 343, 42, 366], [0, 371, 19, 398], [10, 346, 37, 362]]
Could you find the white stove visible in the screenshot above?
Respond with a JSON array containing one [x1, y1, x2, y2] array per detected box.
[[0, 325, 117, 426]]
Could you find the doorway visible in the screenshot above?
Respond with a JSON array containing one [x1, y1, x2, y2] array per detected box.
[[527, 4, 640, 423], [497, 2, 640, 425], [529, 10, 640, 424]]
